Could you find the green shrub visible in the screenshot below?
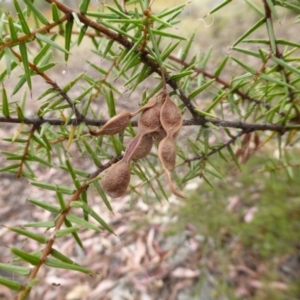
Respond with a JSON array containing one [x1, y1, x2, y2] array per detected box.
[[0, 0, 300, 299]]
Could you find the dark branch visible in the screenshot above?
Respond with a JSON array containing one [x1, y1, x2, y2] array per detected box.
[[1, 115, 299, 132]]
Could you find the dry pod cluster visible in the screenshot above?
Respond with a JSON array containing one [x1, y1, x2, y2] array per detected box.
[[94, 92, 184, 199]]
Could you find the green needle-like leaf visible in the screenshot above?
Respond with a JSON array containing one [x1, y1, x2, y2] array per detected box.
[[24, 221, 55, 228], [28, 198, 61, 213], [18, 43, 32, 91], [227, 144, 241, 171], [65, 19, 74, 62], [0, 276, 22, 291], [232, 18, 265, 47], [55, 226, 81, 238], [66, 214, 101, 232], [79, 0, 90, 14], [24, 0, 49, 25], [10, 248, 40, 266], [36, 33, 68, 54], [45, 257, 92, 274], [70, 201, 114, 234], [8, 227, 47, 244], [8, 15, 18, 41], [14, 0, 30, 34], [30, 181, 75, 195], [51, 248, 80, 265], [93, 181, 113, 212], [2, 87, 10, 117], [188, 79, 215, 99], [0, 263, 31, 276]]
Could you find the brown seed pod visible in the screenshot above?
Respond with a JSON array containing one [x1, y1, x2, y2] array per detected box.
[[101, 160, 131, 198], [131, 134, 153, 160], [156, 92, 185, 198], [89, 112, 133, 136], [89, 97, 158, 137], [158, 136, 176, 171], [160, 94, 182, 137], [138, 98, 162, 133]]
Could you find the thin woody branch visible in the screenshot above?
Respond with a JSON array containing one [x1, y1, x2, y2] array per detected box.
[[0, 115, 298, 132], [0, 15, 69, 51], [16, 125, 36, 178]]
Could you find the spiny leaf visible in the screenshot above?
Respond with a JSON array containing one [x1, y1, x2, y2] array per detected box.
[[28, 198, 60, 213], [55, 226, 81, 238], [8, 227, 47, 244], [188, 79, 215, 99], [79, 0, 90, 14], [66, 214, 101, 232], [65, 19, 73, 62], [19, 43, 32, 91], [45, 257, 92, 274], [36, 33, 68, 54], [205, 0, 232, 16], [0, 276, 22, 291], [8, 15, 18, 41], [2, 86, 10, 117], [70, 201, 114, 234], [14, 0, 30, 34], [24, 0, 49, 25], [0, 263, 30, 276], [10, 248, 40, 266], [232, 18, 265, 47]]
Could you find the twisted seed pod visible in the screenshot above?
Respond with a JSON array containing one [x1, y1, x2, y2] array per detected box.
[[157, 92, 185, 198], [123, 96, 163, 162], [160, 94, 182, 137], [158, 136, 176, 171], [89, 112, 133, 136], [131, 134, 153, 160], [138, 98, 162, 132], [101, 160, 131, 198]]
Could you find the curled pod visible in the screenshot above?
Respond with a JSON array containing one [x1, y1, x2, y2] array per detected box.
[[101, 160, 131, 198], [131, 134, 153, 160], [138, 93, 164, 134], [160, 94, 182, 136], [89, 112, 133, 136], [138, 96, 163, 133], [158, 136, 176, 171]]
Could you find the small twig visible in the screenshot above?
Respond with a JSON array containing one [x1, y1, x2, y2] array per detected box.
[[16, 125, 37, 178], [0, 15, 69, 51], [0, 115, 298, 132]]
